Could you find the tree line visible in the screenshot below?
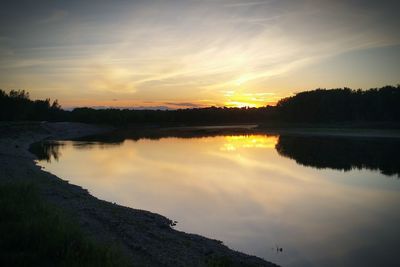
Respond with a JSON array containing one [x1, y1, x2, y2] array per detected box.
[[1, 85, 399, 125], [275, 85, 400, 123]]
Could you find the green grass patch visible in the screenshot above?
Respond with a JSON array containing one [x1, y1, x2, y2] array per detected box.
[[0, 183, 129, 267]]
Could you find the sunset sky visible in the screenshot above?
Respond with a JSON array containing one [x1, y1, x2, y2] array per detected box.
[[1, 0, 399, 109]]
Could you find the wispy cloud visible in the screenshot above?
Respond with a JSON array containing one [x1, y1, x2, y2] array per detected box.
[[224, 1, 272, 8], [164, 102, 204, 108], [38, 9, 68, 24]]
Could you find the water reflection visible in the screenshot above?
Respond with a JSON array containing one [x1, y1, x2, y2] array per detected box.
[[276, 135, 400, 177], [29, 141, 64, 162], [31, 133, 400, 267], [37, 131, 400, 177], [221, 135, 278, 151]]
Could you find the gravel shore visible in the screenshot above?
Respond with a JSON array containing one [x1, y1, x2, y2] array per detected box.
[[0, 122, 277, 267]]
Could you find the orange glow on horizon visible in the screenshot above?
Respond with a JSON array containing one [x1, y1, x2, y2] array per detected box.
[[60, 94, 279, 109]]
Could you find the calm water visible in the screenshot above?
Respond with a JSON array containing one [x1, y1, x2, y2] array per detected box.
[[33, 132, 400, 267]]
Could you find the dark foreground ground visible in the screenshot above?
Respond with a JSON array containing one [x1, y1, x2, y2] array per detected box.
[[0, 122, 278, 267]]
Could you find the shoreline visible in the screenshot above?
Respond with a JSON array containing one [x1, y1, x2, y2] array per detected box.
[[260, 127, 400, 139], [0, 122, 277, 267]]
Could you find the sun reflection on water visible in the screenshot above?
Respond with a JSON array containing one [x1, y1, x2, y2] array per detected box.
[[220, 135, 278, 151]]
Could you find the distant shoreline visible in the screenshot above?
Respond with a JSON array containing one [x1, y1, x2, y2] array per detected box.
[[161, 123, 400, 138], [259, 127, 400, 139], [113, 123, 400, 139]]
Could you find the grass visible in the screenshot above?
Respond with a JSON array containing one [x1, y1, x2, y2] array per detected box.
[[206, 256, 233, 267], [0, 182, 130, 267]]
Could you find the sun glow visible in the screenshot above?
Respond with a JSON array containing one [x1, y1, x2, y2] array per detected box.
[[223, 90, 275, 108]]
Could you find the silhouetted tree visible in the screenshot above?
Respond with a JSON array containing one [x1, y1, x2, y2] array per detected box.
[[0, 89, 65, 121]]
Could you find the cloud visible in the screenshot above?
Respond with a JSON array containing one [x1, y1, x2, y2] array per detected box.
[[39, 9, 68, 24], [224, 1, 272, 8], [86, 105, 171, 110], [164, 102, 204, 108]]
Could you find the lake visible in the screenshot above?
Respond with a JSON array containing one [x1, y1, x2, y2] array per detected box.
[[32, 129, 400, 267]]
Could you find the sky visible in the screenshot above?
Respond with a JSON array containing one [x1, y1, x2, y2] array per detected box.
[[0, 0, 399, 109]]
